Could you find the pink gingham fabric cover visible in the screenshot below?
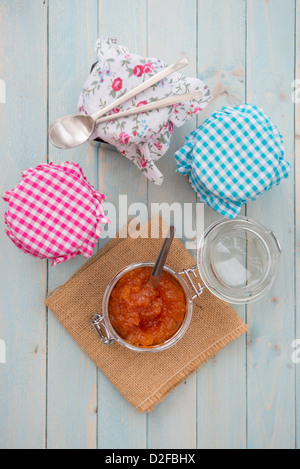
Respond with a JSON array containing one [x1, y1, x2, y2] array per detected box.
[[3, 162, 109, 266]]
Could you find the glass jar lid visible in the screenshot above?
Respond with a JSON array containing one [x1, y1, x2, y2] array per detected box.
[[197, 217, 282, 304]]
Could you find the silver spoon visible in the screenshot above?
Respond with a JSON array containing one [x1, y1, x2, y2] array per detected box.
[[49, 57, 189, 150], [150, 226, 175, 289], [95, 89, 203, 125]]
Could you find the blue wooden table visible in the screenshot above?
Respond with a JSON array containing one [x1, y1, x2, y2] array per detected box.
[[0, 0, 299, 449]]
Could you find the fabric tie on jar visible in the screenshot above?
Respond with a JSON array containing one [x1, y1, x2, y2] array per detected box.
[[174, 104, 291, 218], [3, 162, 110, 266], [77, 37, 211, 185]]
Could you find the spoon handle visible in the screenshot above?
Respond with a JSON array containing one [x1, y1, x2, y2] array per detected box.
[[95, 89, 203, 125], [150, 226, 175, 289], [91, 57, 189, 121]]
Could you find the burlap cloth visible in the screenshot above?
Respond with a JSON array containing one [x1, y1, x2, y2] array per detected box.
[[45, 217, 247, 413]]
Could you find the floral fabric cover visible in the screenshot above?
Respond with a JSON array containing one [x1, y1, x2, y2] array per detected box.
[[77, 38, 211, 185]]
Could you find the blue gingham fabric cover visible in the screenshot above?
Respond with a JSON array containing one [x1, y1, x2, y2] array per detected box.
[[174, 104, 291, 218]]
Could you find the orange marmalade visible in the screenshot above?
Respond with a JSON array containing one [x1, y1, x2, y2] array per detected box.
[[108, 267, 186, 347]]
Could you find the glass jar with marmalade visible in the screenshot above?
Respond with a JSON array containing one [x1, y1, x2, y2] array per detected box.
[[90, 217, 282, 353]]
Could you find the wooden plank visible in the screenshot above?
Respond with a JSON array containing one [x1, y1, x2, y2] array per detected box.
[[146, 0, 198, 449], [295, 0, 300, 451], [246, 0, 296, 449], [1, 0, 297, 451], [0, 0, 48, 449], [97, 0, 148, 449], [196, 0, 247, 449], [47, 0, 99, 449]]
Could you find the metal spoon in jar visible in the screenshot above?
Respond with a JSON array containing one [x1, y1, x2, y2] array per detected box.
[[149, 226, 175, 289]]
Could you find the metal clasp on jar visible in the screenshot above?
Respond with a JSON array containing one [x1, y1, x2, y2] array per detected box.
[[178, 265, 205, 300], [90, 314, 115, 345]]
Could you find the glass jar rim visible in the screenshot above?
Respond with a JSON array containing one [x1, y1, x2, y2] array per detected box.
[[197, 217, 282, 304]]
